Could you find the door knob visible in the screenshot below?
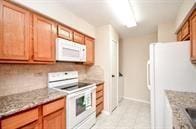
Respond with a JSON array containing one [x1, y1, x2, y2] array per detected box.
[[112, 75, 115, 77]]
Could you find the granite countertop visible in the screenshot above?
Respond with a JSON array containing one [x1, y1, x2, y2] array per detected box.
[[81, 79, 104, 86], [0, 88, 67, 119], [165, 90, 196, 129]]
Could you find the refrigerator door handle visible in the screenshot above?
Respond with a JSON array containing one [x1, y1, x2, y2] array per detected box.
[[147, 60, 151, 90]]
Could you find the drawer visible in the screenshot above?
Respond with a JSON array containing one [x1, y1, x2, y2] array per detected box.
[[96, 90, 103, 99], [1, 108, 39, 129], [43, 98, 65, 116], [96, 96, 103, 106], [96, 103, 103, 115], [96, 84, 103, 92], [181, 21, 189, 40]]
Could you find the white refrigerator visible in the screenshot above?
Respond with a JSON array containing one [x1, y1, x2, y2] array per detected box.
[[147, 41, 196, 129]]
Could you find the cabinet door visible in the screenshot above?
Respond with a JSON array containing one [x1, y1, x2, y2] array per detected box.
[[73, 32, 85, 44], [190, 11, 196, 62], [0, 1, 30, 61], [177, 31, 182, 41], [181, 21, 189, 40], [33, 14, 56, 62], [43, 109, 65, 129], [57, 25, 73, 40], [85, 37, 94, 65], [19, 121, 39, 129]]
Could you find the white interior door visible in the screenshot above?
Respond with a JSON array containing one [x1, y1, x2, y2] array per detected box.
[[111, 40, 118, 111]]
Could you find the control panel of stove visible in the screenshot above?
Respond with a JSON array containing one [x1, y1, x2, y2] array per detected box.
[[48, 71, 78, 82]]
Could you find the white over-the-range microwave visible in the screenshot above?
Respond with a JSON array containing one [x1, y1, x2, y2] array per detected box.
[[56, 38, 86, 62]]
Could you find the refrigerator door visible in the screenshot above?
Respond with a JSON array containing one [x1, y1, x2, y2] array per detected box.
[[149, 43, 156, 129], [151, 41, 196, 129]]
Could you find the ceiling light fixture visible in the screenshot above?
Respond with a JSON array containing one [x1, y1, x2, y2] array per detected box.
[[109, 0, 136, 28]]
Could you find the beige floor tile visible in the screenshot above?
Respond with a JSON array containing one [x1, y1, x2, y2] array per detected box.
[[92, 99, 150, 129]]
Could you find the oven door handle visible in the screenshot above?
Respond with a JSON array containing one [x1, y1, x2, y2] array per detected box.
[[67, 86, 96, 98]]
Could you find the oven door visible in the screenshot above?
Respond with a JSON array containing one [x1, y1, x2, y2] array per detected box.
[[66, 86, 96, 129], [56, 38, 82, 62]]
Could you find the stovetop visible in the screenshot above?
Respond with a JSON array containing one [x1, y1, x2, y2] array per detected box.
[[55, 82, 94, 92]]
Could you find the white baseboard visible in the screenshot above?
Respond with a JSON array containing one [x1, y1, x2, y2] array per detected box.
[[102, 110, 111, 115], [123, 96, 150, 104]]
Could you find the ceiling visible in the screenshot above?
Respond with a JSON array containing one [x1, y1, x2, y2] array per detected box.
[[52, 0, 183, 38]]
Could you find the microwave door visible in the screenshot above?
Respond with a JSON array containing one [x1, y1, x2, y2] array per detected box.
[[57, 43, 81, 62]]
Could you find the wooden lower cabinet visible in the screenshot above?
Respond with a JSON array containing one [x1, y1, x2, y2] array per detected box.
[[20, 121, 39, 129], [96, 84, 104, 116], [43, 109, 65, 129], [0, 97, 66, 129]]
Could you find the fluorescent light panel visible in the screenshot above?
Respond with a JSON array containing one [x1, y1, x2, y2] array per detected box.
[[109, 0, 136, 28]]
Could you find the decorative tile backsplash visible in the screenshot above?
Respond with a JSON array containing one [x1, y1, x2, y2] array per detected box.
[[0, 63, 104, 97], [0, 63, 87, 96]]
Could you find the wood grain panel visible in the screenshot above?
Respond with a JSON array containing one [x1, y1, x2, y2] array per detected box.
[[190, 10, 196, 62], [0, 1, 30, 61], [57, 25, 73, 40], [96, 103, 103, 116], [20, 121, 39, 129], [33, 14, 56, 62], [85, 37, 94, 65], [73, 31, 85, 44], [1, 108, 38, 129], [181, 21, 190, 40], [43, 109, 65, 129], [96, 84, 104, 92], [96, 90, 103, 99], [43, 98, 65, 116], [177, 31, 182, 41], [96, 97, 103, 106]]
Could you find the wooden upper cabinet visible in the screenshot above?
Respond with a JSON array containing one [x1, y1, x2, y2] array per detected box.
[[190, 10, 196, 62], [57, 25, 73, 40], [73, 31, 85, 44], [43, 109, 65, 129], [85, 37, 94, 65], [181, 21, 190, 40], [0, 1, 30, 61], [177, 31, 182, 41], [33, 14, 56, 62]]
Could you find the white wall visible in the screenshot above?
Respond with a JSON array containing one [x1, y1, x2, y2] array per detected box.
[[175, 0, 195, 31], [95, 25, 119, 113], [158, 23, 176, 42], [12, 0, 95, 37], [120, 33, 157, 102]]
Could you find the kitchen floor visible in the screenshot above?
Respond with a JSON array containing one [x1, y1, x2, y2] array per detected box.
[[92, 99, 151, 129]]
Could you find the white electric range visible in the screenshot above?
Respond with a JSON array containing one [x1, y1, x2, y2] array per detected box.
[[48, 71, 96, 129]]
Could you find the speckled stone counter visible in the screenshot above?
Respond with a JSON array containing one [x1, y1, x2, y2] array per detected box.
[[81, 79, 104, 86], [0, 88, 67, 118], [165, 90, 196, 129]]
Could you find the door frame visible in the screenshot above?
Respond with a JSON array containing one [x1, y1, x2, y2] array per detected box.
[[109, 39, 119, 113]]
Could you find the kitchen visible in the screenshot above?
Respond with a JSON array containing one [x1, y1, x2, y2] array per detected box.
[[0, 0, 195, 129]]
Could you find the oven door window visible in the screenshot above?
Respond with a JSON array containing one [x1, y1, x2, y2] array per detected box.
[[76, 96, 86, 116]]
